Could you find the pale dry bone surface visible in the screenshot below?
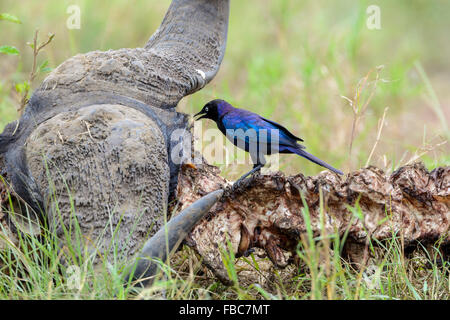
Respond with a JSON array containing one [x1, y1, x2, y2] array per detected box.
[[25, 104, 169, 257], [174, 162, 449, 284]]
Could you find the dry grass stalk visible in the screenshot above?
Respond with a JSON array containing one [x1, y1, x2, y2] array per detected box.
[[11, 30, 55, 136], [342, 65, 384, 169], [365, 107, 389, 167], [402, 138, 447, 168]]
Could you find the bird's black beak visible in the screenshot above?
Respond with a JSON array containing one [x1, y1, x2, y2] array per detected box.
[[194, 110, 207, 120]]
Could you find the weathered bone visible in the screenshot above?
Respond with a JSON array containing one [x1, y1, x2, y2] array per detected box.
[[175, 162, 449, 284]]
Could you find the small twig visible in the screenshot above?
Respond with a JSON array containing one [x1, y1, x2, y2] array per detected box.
[[57, 131, 64, 143], [16, 30, 55, 117], [17, 30, 38, 115], [83, 120, 94, 140]]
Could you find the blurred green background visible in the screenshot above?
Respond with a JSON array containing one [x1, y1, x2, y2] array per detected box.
[[0, 0, 449, 178]]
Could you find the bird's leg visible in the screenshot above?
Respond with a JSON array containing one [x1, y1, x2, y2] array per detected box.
[[232, 153, 265, 191], [235, 164, 263, 184], [231, 164, 263, 191], [242, 248, 255, 257]]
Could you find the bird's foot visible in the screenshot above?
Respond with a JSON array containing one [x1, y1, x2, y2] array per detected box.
[[231, 178, 246, 192], [242, 248, 255, 257]]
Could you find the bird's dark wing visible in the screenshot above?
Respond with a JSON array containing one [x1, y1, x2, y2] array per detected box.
[[259, 116, 304, 142], [221, 112, 262, 146], [221, 110, 302, 149]]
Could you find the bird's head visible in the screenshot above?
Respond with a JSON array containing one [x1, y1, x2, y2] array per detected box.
[[194, 99, 231, 122]]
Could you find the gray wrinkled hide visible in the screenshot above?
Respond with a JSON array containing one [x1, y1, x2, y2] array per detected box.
[[25, 105, 169, 256], [0, 0, 229, 259]]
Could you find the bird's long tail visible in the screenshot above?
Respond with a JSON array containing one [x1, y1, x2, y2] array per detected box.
[[285, 146, 343, 175]]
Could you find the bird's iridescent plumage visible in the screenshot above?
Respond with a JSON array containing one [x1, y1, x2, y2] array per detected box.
[[194, 99, 343, 175]]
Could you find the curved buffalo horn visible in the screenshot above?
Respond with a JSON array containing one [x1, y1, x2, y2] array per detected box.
[[145, 0, 230, 105], [125, 189, 224, 287]]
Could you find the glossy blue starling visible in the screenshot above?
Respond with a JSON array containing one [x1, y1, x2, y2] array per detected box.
[[194, 99, 343, 185]]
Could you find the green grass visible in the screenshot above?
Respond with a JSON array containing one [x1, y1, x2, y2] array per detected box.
[[1, 186, 448, 300], [0, 0, 449, 300]]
